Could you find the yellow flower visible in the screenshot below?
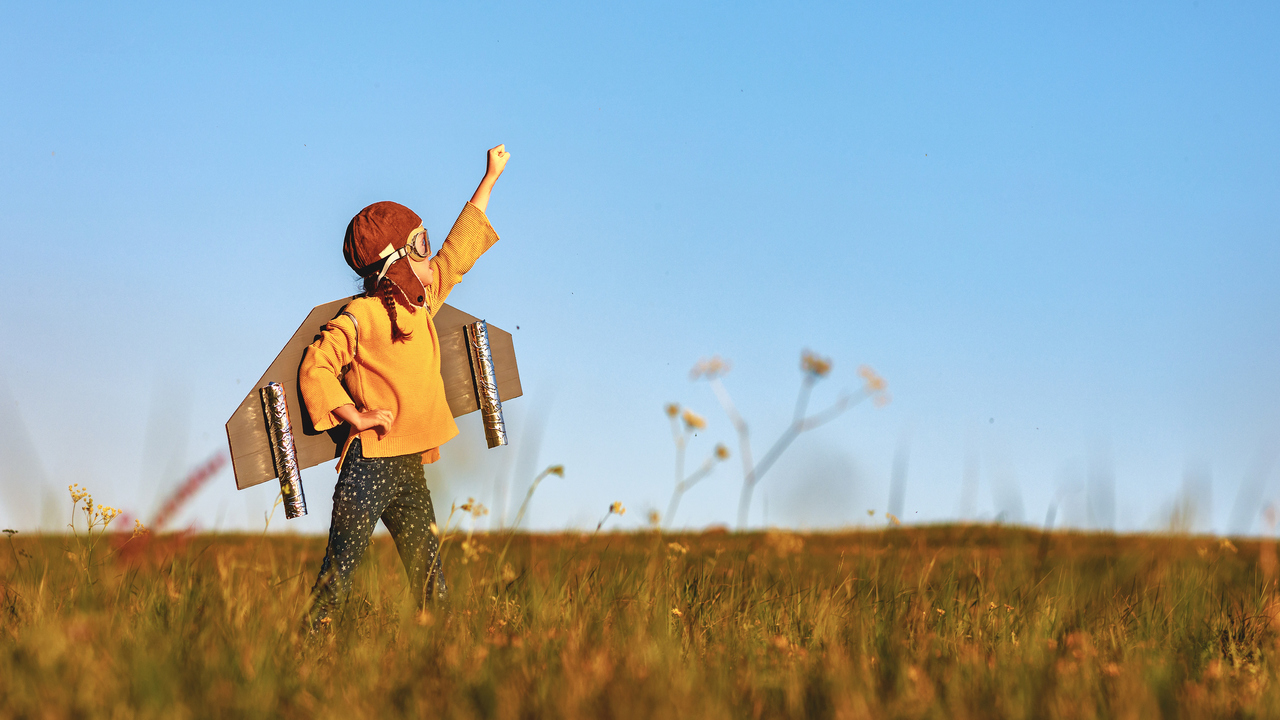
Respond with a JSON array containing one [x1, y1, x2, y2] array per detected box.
[[1220, 538, 1238, 553], [132, 519, 148, 539], [858, 365, 887, 392], [460, 539, 482, 564], [610, 501, 626, 516], [714, 444, 730, 461], [886, 513, 901, 526], [664, 403, 679, 418], [936, 608, 945, 615], [547, 465, 565, 478], [461, 498, 488, 518], [866, 509, 876, 517], [671, 607, 683, 617], [681, 409, 706, 431], [667, 542, 688, 555], [689, 356, 731, 381], [800, 350, 832, 378]]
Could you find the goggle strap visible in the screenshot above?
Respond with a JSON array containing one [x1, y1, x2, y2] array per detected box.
[[374, 247, 410, 284]]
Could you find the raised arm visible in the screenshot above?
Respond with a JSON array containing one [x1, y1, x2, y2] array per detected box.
[[468, 144, 510, 213]]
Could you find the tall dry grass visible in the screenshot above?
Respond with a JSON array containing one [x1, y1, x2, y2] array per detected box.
[[3, 524, 1280, 718]]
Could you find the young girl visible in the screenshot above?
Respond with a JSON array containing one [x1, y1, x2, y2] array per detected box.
[[298, 144, 510, 625]]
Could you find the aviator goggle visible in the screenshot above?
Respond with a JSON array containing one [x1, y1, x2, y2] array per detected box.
[[373, 227, 432, 283]]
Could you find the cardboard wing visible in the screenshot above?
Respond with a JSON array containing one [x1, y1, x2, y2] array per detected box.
[[225, 298, 521, 490]]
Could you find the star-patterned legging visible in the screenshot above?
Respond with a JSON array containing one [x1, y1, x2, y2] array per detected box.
[[308, 438, 445, 624]]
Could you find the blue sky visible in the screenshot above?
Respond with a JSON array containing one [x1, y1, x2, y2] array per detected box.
[[1, 1, 1277, 534]]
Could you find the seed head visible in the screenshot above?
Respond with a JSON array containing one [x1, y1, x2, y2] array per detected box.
[[800, 350, 832, 378], [546, 465, 565, 478], [681, 409, 706, 431], [858, 365, 887, 392], [689, 356, 731, 381]]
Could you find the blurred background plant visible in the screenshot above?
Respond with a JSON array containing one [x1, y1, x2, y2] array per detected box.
[[691, 351, 889, 528], [661, 402, 731, 528], [596, 501, 625, 533]]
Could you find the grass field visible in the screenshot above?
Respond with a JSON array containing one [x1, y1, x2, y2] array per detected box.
[[3, 523, 1280, 719]]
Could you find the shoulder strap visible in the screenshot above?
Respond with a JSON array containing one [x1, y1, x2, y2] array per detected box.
[[339, 310, 360, 359]]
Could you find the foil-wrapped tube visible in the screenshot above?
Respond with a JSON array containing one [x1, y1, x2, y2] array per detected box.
[[465, 320, 508, 448], [259, 381, 307, 519]]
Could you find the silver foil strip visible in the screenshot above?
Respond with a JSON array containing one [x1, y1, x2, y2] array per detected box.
[[465, 320, 508, 448], [259, 381, 307, 519]]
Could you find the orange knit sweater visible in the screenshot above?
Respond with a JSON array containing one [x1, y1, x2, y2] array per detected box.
[[299, 202, 500, 467]]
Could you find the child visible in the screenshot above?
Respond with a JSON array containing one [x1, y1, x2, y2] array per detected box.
[[298, 144, 510, 625]]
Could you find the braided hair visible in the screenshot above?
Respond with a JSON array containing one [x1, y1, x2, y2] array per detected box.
[[362, 276, 413, 343]]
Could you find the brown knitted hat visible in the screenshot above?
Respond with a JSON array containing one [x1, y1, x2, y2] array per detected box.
[[342, 201, 428, 307]]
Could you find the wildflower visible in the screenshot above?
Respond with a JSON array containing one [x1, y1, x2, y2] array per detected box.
[[689, 356, 731, 380], [671, 607, 683, 617], [988, 602, 996, 610], [460, 498, 489, 519], [596, 502, 626, 532], [665, 403, 679, 418], [936, 608, 945, 615], [800, 350, 832, 378], [460, 539, 483, 564], [667, 542, 688, 555], [131, 519, 148, 539], [1220, 538, 1238, 553], [867, 509, 876, 517], [858, 365, 887, 392], [714, 444, 730, 461], [546, 465, 565, 478], [681, 409, 706, 431], [2, 529, 16, 536], [886, 513, 901, 526]]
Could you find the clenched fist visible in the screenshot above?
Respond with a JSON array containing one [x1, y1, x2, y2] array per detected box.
[[486, 144, 510, 179]]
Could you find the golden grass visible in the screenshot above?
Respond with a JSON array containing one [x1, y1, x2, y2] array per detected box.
[[3, 526, 1280, 718]]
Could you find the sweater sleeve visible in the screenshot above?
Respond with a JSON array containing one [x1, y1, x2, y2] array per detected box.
[[425, 202, 500, 315], [298, 314, 359, 431]]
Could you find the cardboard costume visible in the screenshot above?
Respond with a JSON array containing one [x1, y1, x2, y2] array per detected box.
[[225, 202, 520, 495]]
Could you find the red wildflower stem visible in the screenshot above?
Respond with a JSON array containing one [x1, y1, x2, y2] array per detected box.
[[150, 450, 229, 531]]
